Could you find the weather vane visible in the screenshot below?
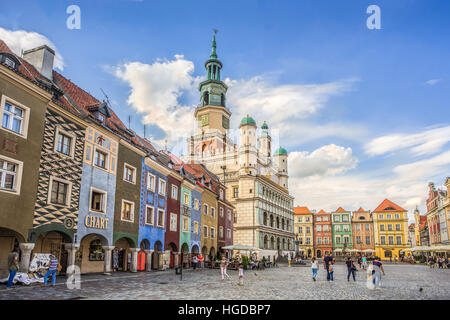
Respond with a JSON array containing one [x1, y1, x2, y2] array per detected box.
[[213, 28, 218, 35]]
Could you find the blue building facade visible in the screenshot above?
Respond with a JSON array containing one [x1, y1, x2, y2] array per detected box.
[[190, 188, 202, 254], [138, 158, 167, 253]]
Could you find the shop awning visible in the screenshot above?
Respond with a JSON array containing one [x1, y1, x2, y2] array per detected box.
[[221, 244, 260, 251]]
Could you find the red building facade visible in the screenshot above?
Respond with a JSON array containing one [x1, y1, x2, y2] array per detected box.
[[314, 210, 332, 258]]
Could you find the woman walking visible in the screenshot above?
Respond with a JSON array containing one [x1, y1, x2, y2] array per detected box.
[[311, 257, 319, 281], [220, 256, 231, 281]]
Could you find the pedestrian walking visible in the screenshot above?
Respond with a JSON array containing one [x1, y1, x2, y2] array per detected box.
[[6, 249, 19, 289], [438, 257, 443, 269], [237, 263, 244, 286], [372, 256, 385, 289], [220, 256, 231, 281], [362, 255, 367, 270], [112, 248, 119, 272], [328, 261, 335, 282], [198, 254, 205, 268], [192, 255, 198, 270], [323, 252, 333, 281], [346, 257, 357, 282], [366, 263, 375, 290], [311, 257, 319, 281], [42, 254, 59, 287], [357, 256, 362, 269], [287, 253, 291, 267]]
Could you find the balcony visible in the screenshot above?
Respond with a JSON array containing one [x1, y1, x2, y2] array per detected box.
[[181, 205, 191, 217]]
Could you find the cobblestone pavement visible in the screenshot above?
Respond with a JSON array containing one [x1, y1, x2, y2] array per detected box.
[[0, 263, 449, 300]]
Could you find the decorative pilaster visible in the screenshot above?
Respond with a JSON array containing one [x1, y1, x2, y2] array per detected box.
[[144, 249, 154, 272], [64, 244, 80, 273], [19, 243, 35, 272], [174, 252, 180, 267], [102, 246, 115, 274]]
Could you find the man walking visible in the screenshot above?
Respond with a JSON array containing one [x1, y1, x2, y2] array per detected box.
[[6, 249, 19, 289], [192, 255, 198, 270], [323, 252, 333, 281], [42, 254, 59, 287], [372, 256, 385, 289], [346, 257, 357, 282]]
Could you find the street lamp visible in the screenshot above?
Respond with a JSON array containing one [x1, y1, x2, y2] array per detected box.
[[294, 234, 300, 258]]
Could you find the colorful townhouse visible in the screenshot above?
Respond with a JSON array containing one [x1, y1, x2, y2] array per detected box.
[[331, 207, 353, 255], [351, 208, 375, 252], [294, 206, 314, 258], [313, 210, 332, 258], [426, 182, 448, 246], [445, 178, 450, 243], [139, 147, 170, 270], [189, 173, 202, 256], [0, 42, 57, 276], [372, 199, 408, 260]]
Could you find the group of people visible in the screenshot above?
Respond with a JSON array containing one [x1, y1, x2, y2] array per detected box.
[[6, 249, 60, 289], [428, 256, 449, 269], [310, 253, 385, 289]]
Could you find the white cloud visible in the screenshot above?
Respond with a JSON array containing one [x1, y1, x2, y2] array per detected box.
[[113, 55, 202, 149], [425, 79, 441, 86], [289, 144, 358, 178], [0, 27, 64, 70], [365, 126, 450, 157]]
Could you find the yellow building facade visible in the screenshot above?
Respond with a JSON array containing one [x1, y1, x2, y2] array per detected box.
[[373, 199, 408, 260], [293, 207, 314, 258]]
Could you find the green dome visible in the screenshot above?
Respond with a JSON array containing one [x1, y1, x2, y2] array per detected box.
[[240, 114, 256, 126], [261, 121, 268, 129], [275, 147, 288, 155]]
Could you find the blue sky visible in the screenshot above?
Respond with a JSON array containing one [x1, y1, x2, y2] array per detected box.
[[1, 0, 449, 218]]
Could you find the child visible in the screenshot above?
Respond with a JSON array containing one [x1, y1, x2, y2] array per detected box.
[[311, 257, 319, 281], [238, 263, 244, 286], [328, 261, 334, 282]]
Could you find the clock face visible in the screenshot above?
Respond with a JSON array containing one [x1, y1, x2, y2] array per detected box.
[[212, 87, 219, 94], [199, 114, 209, 126]]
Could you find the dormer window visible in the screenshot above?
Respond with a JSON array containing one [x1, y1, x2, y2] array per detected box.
[[98, 113, 105, 123], [0, 53, 20, 71], [4, 57, 16, 69]]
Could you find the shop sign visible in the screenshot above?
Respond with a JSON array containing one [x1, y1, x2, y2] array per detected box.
[[85, 215, 109, 230]]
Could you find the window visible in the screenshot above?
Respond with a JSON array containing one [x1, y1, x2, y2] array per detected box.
[[171, 185, 178, 199], [381, 236, 386, 245], [388, 236, 394, 245], [355, 224, 361, 231], [233, 187, 239, 198], [343, 225, 350, 232], [356, 236, 362, 244], [395, 214, 400, 219], [344, 236, 349, 244], [158, 180, 166, 196], [203, 225, 208, 238], [194, 221, 199, 234], [298, 238, 303, 244], [305, 217, 310, 222], [323, 216, 329, 222], [182, 217, 189, 232], [298, 227, 303, 234], [324, 237, 329, 244], [365, 236, 371, 245], [336, 236, 341, 244], [379, 214, 384, 220], [395, 224, 401, 231], [145, 206, 154, 225], [317, 237, 322, 244], [334, 216, 340, 222], [396, 236, 402, 245], [121, 200, 134, 222], [335, 225, 341, 232], [219, 189, 224, 200], [4, 57, 16, 69], [365, 224, 370, 231], [204, 204, 209, 216], [227, 209, 232, 221], [220, 207, 224, 217], [88, 239, 104, 261], [0, 156, 22, 194], [1, 96, 30, 138], [380, 224, 385, 231], [219, 226, 223, 238], [210, 227, 215, 239], [97, 113, 105, 122], [183, 192, 190, 206], [227, 228, 231, 239], [56, 131, 73, 156], [123, 164, 136, 184], [147, 173, 156, 191], [306, 238, 310, 244], [342, 215, 349, 222], [170, 213, 177, 231], [50, 178, 69, 206], [323, 225, 329, 232], [94, 149, 107, 169], [306, 227, 310, 234], [298, 217, 302, 223], [316, 225, 321, 232], [90, 188, 106, 213], [388, 224, 393, 231], [211, 207, 216, 218], [157, 209, 165, 227], [316, 217, 322, 222]]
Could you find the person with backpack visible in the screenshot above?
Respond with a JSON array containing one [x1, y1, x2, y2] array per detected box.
[[346, 257, 357, 282], [42, 254, 59, 287], [323, 252, 333, 281]]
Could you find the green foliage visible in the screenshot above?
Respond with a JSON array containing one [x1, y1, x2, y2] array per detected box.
[[242, 255, 249, 266]]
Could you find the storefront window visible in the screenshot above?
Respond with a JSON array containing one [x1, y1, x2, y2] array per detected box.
[[89, 239, 105, 261]]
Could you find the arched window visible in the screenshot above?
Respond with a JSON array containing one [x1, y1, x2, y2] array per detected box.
[[281, 218, 285, 230], [276, 217, 280, 229], [88, 239, 105, 261], [221, 93, 225, 106], [263, 212, 268, 226], [270, 215, 274, 228], [203, 92, 209, 106]]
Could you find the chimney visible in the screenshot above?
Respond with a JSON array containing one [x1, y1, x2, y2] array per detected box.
[[22, 45, 55, 80]]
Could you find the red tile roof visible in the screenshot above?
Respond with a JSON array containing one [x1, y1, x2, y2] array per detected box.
[[335, 207, 347, 213], [409, 223, 415, 229], [356, 207, 366, 212], [316, 209, 328, 214], [419, 216, 427, 229], [294, 206, 311, 214], [373, 199, 406, 212]]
